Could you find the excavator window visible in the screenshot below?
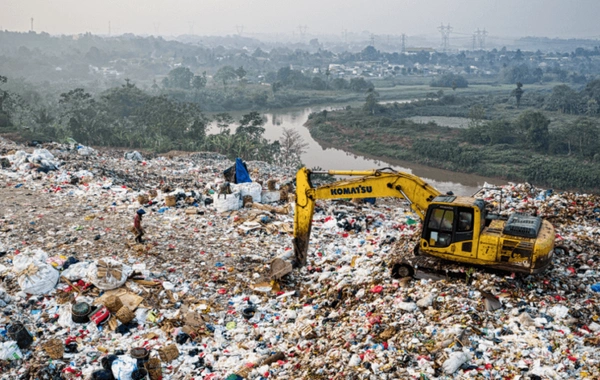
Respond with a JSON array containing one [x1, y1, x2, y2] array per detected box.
[[425, 207, 454, 247], [458, 211, 473, 232]]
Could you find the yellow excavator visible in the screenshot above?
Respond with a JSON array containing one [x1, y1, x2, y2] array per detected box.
[[292, 167, 556, 276]]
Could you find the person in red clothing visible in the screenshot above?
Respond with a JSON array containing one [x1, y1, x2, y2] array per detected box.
[[133, 209, 146, 243]]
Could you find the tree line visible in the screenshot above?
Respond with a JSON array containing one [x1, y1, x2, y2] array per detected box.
[[0, 75, 308, 166]]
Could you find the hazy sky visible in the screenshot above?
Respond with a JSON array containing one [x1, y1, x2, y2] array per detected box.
[[3, 0, 600, 39]]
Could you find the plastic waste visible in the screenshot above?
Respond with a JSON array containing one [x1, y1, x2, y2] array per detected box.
[[13, 249, 60, 295], [442, 351, 471, 374], [232, 182, 262, 203], [87, 258, 133, 290], [111, 355, 138, 380], [214, 192, 242, 213], [0, 341, 23, 361], [124, 151, 143, 161]]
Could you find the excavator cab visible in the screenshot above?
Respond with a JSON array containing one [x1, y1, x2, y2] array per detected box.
[[419, 196, 485, 259]]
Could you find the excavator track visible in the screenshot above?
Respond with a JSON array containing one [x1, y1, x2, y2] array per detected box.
[[390, 243, 476, 281], [391, 254, 471, 281]]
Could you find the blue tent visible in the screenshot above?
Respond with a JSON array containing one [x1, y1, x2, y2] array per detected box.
[[235, 158, 252, 183]]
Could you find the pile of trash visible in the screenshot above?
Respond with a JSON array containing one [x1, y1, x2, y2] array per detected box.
[[0, 137, 599, 379]]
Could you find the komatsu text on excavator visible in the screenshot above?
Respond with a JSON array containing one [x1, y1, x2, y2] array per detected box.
[[293, 167, 556, 275]]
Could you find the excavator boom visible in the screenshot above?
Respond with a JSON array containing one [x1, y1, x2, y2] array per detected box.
[[293, 167, 441, 266]]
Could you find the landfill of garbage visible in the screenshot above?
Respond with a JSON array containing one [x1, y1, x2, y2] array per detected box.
[[0, 136, 599, 380]]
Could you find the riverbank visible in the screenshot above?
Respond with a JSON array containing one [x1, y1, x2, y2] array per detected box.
[[306, 106, 600, 193]]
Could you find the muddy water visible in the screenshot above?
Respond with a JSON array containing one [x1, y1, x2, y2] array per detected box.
[[208, 103, 506, 196]]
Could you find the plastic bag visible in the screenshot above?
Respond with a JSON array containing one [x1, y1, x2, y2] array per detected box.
[[0, 341, 23, 361], [124, 151, 143, 161], [61, 262, 91, 281], [13, 249, 60, 295], [32, 148, 54, 161], [442, 351, 471, 374], [87, 258, 132, 290], [77, 145, 96, 156], [111, 355, 137, 380], [213, 192, 241, 213], [232, 182, 262, 203]]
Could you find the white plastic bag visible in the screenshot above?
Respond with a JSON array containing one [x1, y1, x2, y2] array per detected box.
[[232, 182, 262, 203], [61, 262, 91, 281], [77, 145, 96, 156], [213, 192, 241, 213], [13, 249, 59, 295], [57, 304, 77, 328], [87, 258, 132, 290], [124, 151, 143, 161], [443, 351, 471, 374], [111, 355, 138, 380], [0, 341, 23, 361], [32, 148, 54, 161]]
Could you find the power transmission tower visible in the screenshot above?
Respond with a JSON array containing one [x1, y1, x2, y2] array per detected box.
[[236, 25, 244, 36], [438, 23, 452, 52], [153, 23, 160, 35], [108, 21, 111, 36], [472, 33, 477, 51], [479, 28, 487, 50], [188, 22, 195, 35], [297, 25, 307, 39], [370, 34, 375, 47], [30, 17, 34, 32], [401, 33, 406, 53], [342, 28, 348, 44]]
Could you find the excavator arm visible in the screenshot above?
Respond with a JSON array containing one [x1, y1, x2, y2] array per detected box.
[[293, 167, 441, 266]]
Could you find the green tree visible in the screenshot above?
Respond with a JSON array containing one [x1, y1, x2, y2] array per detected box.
[[0, 75, 10, 129], [58, 88, 101, 142], [512, 82, 524, 108], [214, 113, 234, 134], [214, 66, 238, 90], [166, 67, 194, 89], [430, 73, 468, 89], [363, 88, 380, 115], [236, 111, 265, 139], [587, 99, 599, 116], [546, 84, 579, 114], [192, 72, 207, 90], [235, 66, 247, 81], [566, 118, 599, 158], [515, 110, 550, 152], [349, 77, 374, 92], [468, 104, 486, 129]]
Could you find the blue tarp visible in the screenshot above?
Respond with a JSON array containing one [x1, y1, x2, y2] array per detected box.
[[235, 158, 252, 183]]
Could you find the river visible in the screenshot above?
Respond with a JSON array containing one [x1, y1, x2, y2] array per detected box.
[[208, 102, 506, 196]]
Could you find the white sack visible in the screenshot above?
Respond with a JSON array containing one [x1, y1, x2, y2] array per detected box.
[[232, 182, 262, 203], [213, 192, 242, 213], [13, 249, 59, 295], [87, 258, 132, 290]]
